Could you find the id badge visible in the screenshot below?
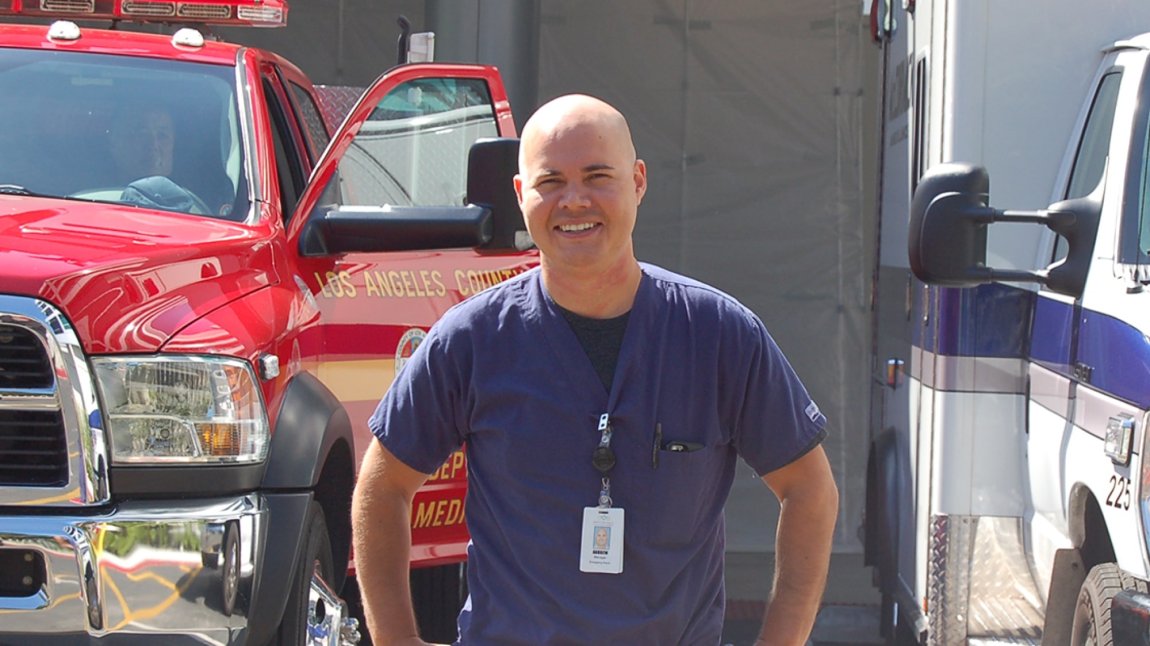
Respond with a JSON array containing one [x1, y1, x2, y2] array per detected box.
[[579, 507, 624, 574]]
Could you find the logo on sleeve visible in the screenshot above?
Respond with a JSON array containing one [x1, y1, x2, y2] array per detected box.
[[805, 401, 822, 423]]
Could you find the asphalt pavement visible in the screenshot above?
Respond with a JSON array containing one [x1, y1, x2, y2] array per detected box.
[[352, 551, 883, 645], [721, 551, 883, 646]]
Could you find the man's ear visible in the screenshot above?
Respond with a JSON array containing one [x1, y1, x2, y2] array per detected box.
[[633, 160, 648, 204], [513, 174, 525, 206]]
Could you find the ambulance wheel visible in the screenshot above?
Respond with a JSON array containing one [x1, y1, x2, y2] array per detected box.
[[1070, 563, 1147, 645], [275, 501, 334, 645], [411, 562, 466, 643]]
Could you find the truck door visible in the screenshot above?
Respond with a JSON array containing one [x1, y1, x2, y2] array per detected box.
[[286, 64, 536, 566]]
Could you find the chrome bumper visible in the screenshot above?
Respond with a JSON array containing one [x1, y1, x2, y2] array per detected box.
[[0, 495, 263, 643]]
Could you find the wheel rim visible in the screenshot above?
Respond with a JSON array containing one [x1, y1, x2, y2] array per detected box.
[[306, 563, 353, 645], [1070, 591, 1094, 646]]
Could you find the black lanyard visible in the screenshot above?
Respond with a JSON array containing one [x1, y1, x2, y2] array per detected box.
[[592, 413, 615, 507]]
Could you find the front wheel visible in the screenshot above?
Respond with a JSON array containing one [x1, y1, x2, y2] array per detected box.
[[275, 501, 334, 645], [1071, 563, 1148, 645], [411, 563, 466, 643], [879, 592, 919, 645]]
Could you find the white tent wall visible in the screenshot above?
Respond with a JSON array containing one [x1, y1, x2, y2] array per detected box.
[[224, 1, 877, 555]]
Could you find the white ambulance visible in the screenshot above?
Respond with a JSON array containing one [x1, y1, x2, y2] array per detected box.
[[866, 1, 1150, 643]]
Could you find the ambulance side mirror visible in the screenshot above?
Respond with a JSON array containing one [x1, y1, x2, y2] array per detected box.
[[1043, 195, 1102, 297], [467, 138, 533, 252], [908, 164, 993, 286], [909, 163, 1100, 298]]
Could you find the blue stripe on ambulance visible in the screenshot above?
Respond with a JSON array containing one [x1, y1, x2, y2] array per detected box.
[[915, 283, 1150, 409]]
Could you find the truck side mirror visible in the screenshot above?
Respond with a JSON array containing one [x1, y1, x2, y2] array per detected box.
[[467, 138, 532, 252], [908, 163, 1101, 298], [299, 202, 492, 256], [298, 138, 532, 257]]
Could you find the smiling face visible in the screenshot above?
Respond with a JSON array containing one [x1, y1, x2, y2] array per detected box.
[[514, 96, 647, 284]]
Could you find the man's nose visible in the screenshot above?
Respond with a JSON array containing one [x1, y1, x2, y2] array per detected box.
[[556, 184, 591, 210]]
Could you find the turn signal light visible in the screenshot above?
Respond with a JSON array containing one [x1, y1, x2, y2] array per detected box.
[[198, 423, 241, 457]]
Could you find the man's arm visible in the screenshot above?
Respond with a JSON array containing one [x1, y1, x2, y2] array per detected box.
[[756, 444, 839, 646], [351, 439, 438, 646]]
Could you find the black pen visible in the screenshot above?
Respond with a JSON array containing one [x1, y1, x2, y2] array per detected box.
[[652, 422, 662, 468]]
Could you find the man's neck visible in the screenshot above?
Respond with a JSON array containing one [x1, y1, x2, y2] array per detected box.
[[542, 259, 642, 319]]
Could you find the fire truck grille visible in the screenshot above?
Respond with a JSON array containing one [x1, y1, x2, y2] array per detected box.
[[0, 410, 68, 486], [178, 3, 230, 19], [0, 325, 53, 390], [40, 0, 95, 12], [0, 297, 98, 504], [122, 1, 175, 17], [0, 321, 68, 487]]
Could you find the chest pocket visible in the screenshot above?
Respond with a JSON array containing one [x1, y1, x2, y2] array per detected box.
[[627, 422, 735, 547]]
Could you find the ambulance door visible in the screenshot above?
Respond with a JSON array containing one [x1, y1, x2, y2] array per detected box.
[[1025, 48, 1150, 601], [1066, 46, 1150, 583]]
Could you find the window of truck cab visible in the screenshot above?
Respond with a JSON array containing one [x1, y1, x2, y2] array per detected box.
[[261, 68, 310, 219], [326, 77, 499, 209], [1051, 68, 1121, 264], [287, 80, 331, 160], [0, 49, 248, 220], [1125, 60, 1150, 266]]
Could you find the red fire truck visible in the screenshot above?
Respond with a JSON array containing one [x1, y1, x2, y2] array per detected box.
[[0, 1, 535, 643]]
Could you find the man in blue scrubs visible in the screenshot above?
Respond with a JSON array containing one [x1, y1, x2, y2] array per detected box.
[[352, 94, 839, 645]]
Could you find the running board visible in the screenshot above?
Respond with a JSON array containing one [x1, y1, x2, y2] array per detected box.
[[928, 515, 1044, 644]]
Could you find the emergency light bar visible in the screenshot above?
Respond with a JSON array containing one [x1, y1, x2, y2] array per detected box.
[[0, 0, 288, 27]]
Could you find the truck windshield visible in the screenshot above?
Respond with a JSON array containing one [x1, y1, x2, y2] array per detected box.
[[0, 49, 248, 219]]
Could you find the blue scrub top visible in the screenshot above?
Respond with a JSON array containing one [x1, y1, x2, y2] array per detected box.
[[370, 263, 826, 645]]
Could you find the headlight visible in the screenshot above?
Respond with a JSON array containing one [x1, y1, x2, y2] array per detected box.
[[93, 356, 269, 465]]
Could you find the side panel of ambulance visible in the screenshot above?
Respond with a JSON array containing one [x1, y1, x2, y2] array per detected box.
[[865, 1, 1150, 643]]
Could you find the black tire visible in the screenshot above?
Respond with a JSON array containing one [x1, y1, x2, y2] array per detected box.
[[1071, 563, 1148, 646], [880, 592, 919, 646], [220, 522, 240, 617], [411, 563, 467, 643], [275, 501, 334, 646], [879, 591, 894, 639]]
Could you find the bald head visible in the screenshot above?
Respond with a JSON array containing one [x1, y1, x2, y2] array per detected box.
[[518, 94, 637, 173], [513, 94, 647, 312]]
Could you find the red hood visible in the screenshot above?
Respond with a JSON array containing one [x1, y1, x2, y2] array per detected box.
[[0, 196, 278, 354]]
